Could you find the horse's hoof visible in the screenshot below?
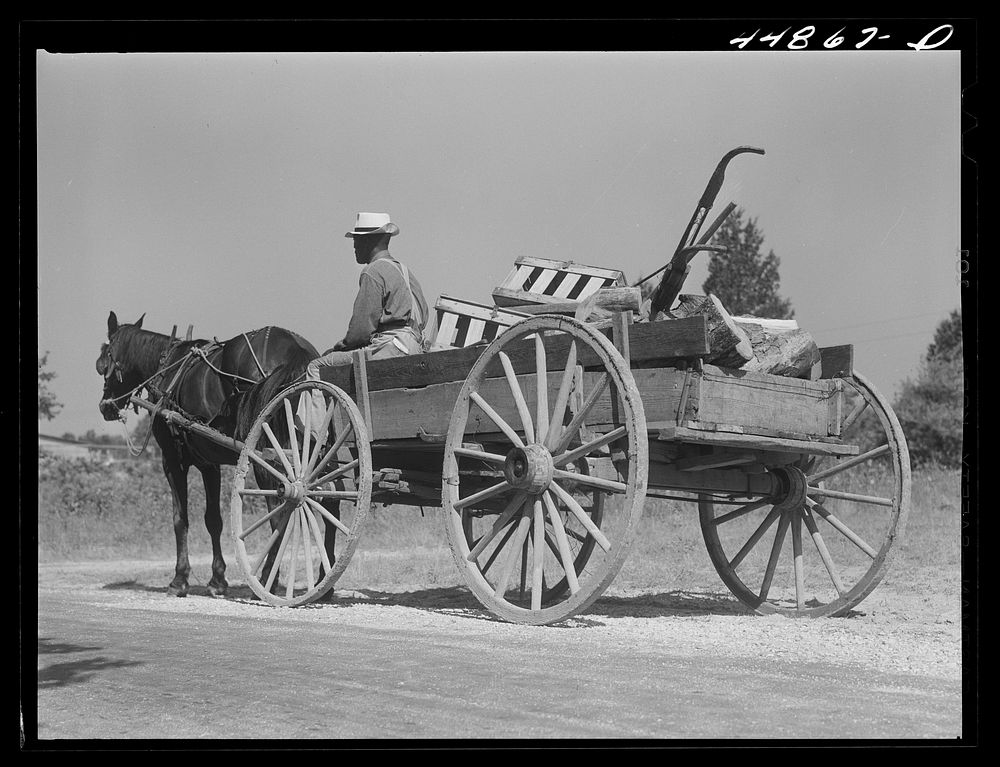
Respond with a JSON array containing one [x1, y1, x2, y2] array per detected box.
[[207, 580, 229, 597], [167, 583, 189, 598]]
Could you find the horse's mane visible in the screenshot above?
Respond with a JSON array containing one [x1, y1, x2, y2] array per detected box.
[[114, 325, 173, 374]]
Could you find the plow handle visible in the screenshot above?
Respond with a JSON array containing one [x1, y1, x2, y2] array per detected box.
[[650, 146, 765, 316]]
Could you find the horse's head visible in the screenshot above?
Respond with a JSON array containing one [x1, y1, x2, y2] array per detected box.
[[97, 310, 145, 421]]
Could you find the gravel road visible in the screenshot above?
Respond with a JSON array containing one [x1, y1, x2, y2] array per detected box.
[[31, 557, 967, 742]]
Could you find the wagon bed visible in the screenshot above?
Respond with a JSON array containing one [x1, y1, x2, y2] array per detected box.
[[227, 310, 907, 624]]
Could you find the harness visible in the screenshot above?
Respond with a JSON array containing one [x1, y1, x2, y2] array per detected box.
[[101, 331, 268, 457]]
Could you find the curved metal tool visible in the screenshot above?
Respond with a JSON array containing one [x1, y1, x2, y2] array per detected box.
[[649, 146, 765, 317]]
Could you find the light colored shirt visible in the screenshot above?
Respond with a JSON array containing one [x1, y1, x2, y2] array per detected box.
[[333, 254, 429, 351]]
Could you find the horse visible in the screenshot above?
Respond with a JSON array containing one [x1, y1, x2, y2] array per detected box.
[[96, 310, 330, 598]]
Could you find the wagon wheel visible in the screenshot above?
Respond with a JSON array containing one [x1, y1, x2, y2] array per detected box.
[[231, 380, 372, 607], [699, 372, 910, 617], [443, 315, 647, 625]]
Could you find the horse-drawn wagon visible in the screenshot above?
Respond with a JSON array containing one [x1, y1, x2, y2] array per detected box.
[[98, 147, 909, 625]]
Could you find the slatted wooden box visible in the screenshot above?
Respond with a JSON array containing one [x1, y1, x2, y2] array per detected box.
[[430, 296, 531, 351], [492, 256, 626, 308]]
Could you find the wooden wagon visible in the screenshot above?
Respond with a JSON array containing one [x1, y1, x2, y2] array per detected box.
[[225, 287, 909, 625]]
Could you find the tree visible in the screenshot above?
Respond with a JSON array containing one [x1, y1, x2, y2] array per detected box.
[[38, 353, 62, 421], [701, 208, 794, 319], [893, 310, 964, 468]]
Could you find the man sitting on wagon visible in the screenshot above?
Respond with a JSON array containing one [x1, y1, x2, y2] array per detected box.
[[299, 212, 430, 430]]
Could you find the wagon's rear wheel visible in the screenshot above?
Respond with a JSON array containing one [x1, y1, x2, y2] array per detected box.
[[443, 315, 647, 625], [699, 372, 910, 617], [231, 380, 372, 606]]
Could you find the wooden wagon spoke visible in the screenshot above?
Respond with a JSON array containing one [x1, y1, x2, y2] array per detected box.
[[250, 510, 292, 576], [264, 511, 297, 593], [299, 508, 315, 588], [791, 507, 805, 610], [246, 449, 290, 485], [807, 498, 877, 559], [530, 499, 547, 610], [305, 423, 356, 484], [549, 481, 611, 552], [806, 486, 894, 508], [807, 444, 890, 483], [453, 446, 508, 465], [302, 504, 332, 574], [309, 458, 361, 489], [493, 513, 533, 599], [469, 391, 525, 449], [304, 496, 352, 537], [551, 373, 610, 456], [480, 518, 520, 576], [729, 506, 782, 570], [239, 499, 295, 541], [283, 399, 303, 477], [801, 504, 847, 596], [519, 533, 530, 602], [453, 479, 514, 511], [709, 498, 774, 528], [758, 512, 790, 602], [300, 394, 312, 476], [543, 491, 580, 595], [467, 492, 528, 562], [553, 426, 627, 469], [285, 509, 302, 598], [261, 422, 296, 478], [308, 489, 361, 501], [237, 488, 281, 497], [545, 340, 578, 452], [841, 397, 870, 432], [552, 468, 627, 495], [499, 351, 536, 444], [534, 334, 550, 447]]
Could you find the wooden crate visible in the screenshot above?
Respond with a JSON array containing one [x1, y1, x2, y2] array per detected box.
[[430, 296, 531, 351], [492, 256, 626, 308]]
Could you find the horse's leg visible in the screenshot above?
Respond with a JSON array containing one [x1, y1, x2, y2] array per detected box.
[[162, 452, 191, 597], [199, 464, 228, 596]]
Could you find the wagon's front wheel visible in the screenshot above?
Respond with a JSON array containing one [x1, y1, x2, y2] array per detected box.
[[443, 315, 647, 625], [699, 372, 910, 617], [231, 380, 372, 606]]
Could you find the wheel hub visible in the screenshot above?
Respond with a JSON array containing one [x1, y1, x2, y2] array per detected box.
[[503, 444, 554, 495], [771, 466, 808, 512], [277, 479, 306, 504]]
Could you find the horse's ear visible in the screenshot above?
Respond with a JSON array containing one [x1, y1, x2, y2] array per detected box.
[[108, 311, 119, 338], [135, 313, 145, 329]]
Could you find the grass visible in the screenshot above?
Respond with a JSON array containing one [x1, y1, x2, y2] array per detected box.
[[36, 456, 962, 599]]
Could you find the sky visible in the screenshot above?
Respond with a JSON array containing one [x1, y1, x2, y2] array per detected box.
[[33, 48, 963, 439]]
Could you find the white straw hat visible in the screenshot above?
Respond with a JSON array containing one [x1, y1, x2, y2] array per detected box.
[[345, 212, 399, 238]]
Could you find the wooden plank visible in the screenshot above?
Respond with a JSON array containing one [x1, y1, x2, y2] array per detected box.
[[317, 316, 709, 394], [818, 344, 854, 379], [510, 256, 625, 282], [658, 425, 859, 456], [352, 350, 372, 434], [694, 364, 840, 438], [674, 450, 758, 472], [365, 367, 689, 442], [646, 461, 778, 496]]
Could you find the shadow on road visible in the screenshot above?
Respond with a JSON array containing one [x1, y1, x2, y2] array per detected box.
[[37, 637, 143, 689], [97, 579, 776, 623]]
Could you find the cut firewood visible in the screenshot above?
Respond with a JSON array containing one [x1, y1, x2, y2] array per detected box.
[[735, 320, 821, 379], [671, 294, 754, 368]]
